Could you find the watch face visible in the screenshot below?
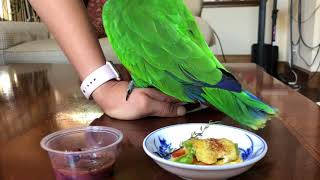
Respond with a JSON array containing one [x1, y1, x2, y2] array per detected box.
[[107, 61, 121, 80]]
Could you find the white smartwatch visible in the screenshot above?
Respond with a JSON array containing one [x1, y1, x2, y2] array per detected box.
[[80, 61, 120, 99]]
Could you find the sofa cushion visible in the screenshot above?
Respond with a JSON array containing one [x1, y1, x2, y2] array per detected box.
[[0, 22, 49, 50], [5, 38, 120, 64]]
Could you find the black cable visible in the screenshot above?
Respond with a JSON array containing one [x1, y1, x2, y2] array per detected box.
[[295, 0, 320, 70], [286, 0, 320, 91], [292, 4, 320, 24], [298, 43, 320, 67], [290, 0, 294, 68], [292, 39, 300, 46], [297, 56, 320, 89], [293, 0, 320, 89], [212, 30, 227, 63], [308, 58, 320, 81], [290, 0, 300, 46], [281, 0, 299, 87], [291, 1, 320, 48], [298, 0, 320, 49], [290, 0, 320, 68]]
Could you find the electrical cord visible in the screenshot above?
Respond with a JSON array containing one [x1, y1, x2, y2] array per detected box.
[[291, 0, 320, 100], [296, 0, 320, 84], [292, 37, 300, 46], [298, 42, 320, 67], [297, 0, 320, 49], [308, 58, 320, 81], [287, 0, 299, 87], [274, 0, 299, 88], [283, 0, 320, 89], [297, 54, 320, 89], [291, 1, 320, 48], [212, 30, 227, 63], [292, 3, 320, 24], [290, 0, 294, 68]]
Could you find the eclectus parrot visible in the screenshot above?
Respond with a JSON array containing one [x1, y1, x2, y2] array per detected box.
[[102, 0, 277, 130]]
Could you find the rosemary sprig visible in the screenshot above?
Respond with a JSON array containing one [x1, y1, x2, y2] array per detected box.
[[190, 120, 222, 138]]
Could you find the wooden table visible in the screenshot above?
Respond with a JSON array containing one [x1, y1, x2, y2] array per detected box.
[[0, 63, 319, 180]]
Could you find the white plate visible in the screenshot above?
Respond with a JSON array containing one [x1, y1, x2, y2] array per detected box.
[[143, 123, 267, 180]]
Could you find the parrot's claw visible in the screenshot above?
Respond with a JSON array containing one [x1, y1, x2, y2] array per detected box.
[[126, 80, 135, 101]]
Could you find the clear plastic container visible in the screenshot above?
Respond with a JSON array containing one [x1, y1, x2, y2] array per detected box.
[[41, 126, 123, 180]]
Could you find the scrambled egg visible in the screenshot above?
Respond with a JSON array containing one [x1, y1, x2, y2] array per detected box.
[[171, 138, 242, 165]]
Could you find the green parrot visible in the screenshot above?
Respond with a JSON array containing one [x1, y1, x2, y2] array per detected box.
[[102, 0, 277, 130]]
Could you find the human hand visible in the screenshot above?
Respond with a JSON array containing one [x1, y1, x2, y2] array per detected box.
[[92, 81, 186, 120]]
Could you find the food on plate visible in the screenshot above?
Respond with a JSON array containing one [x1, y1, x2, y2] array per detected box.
[[170, 137, 242, 165]]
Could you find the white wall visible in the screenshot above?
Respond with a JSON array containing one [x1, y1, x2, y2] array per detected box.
[[292, 0, 320, 72], [201, 2, 274, 55], [313, 0, 320, 72], [274, 0, 290, 63], [0, 0, 3, 20], [202, 7, 260, 55], [202, 0, 320, 72]]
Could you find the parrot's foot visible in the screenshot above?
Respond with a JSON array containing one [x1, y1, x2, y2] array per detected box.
[[126, 80, 135, 101]]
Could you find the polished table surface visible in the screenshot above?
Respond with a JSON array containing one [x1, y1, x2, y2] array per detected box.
[[0, 63, 319, 180]]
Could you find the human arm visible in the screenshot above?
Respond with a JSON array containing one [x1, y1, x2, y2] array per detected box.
[[28, 0, 186, 119]]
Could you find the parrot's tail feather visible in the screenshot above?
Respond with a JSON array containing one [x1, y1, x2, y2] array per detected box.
[[202, 89, 277, 130]]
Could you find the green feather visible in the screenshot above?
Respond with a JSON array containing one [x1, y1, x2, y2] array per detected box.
[[102, 0, 278, 129]]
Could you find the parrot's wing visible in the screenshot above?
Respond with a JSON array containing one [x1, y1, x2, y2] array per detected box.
[[103, 0, 276, 130], [103, 0, 240, 91]]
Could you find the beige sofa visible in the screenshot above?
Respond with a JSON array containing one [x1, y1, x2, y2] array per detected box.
[[0, 0, 215, 65]]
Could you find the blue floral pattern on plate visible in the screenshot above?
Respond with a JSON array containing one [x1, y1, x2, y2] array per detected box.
[[153, 134, 259, 161], [153, 137, 174, 160], [143, 124, 268, 180], [238, 134, 254, 161]]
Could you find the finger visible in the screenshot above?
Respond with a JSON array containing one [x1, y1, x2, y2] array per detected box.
[[148, 99, 186, 117], [143, 88, 179, 103]]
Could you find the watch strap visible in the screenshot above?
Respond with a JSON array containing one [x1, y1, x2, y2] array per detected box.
[[80, 61, 120, 99]]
